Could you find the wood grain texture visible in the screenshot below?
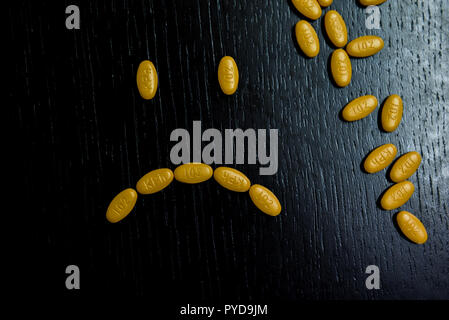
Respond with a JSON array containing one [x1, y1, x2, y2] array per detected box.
[[12, 0, 449, 300]]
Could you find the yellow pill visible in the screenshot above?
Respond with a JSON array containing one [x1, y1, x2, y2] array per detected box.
[[249, 184, 281, 216], [136, 168, 174, 195], [295, 20, 320, 58], [331, 49, 352, 87], [174, 163, 213, 184], [390, 152, 422, 183], [136, 60, 158, 100], [324, 10, 348, 48], [380, 181, 415, 211], [214, 167, 251, 192], [396, 211, 428, 244], [317, 0, 333, 7], [359, 0, 387, 6], [364, 143, 397, 173], [346, 36, 384, 58], [342, 95, 378, 121], [106, 188, 138, 223], [218, 56, 239, 95], [291, 0, 322, 20], [381, 94, 403, 132]]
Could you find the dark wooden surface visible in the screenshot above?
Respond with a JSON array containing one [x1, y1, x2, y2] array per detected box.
[[12, 0, 449, 301]]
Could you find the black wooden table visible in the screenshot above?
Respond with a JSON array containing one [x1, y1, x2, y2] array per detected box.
[[12, 0, 448, 302]]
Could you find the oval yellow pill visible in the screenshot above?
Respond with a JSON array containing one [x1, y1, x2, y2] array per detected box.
[[136, 60, 158, 100], [218, 56, 239, 95], [397, 211, 428, 244], [136, 168, 174, 195], [295, 20, 320, 58], [390, 152, 422, 183], [317, 0, 333, 7], [214, 167, 251, 192], [291, 0, 322, 20], [342, 95, 378, 121], [346, 36, 384, 58], [174, 163, 213, 184], [324, 10, 348, 48], [364, 143, 397, 173], [380, 181, 415, 211], [249, 184, 281, 216], [106, 188, 138, 223], [359, 0, 387, 6], [331, 49, 352, 87], [381, 94, 403, 132]]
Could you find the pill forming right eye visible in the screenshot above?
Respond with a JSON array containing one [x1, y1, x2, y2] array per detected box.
[[342, 95, 378, 121], [136, 60, 158, 100], [364, 143, 397, 174], [331, 49, 352, 87], [291, 0, 322, 20], [359, 0, 388, 6], [390, 152, 422, 183], [106, 188, 138, 223], [381, 94, 403, 132], [324, 10, 348, 48], [396, 211, 428, 244], [136, 168, 174, 195], [295, 20, 320, 58], [346, 36, 384, 58], [218, 56, 239, 95], [174, 163, 213, 184], [317, 0, 333, 7], [214, 167, 251, 192], [249, 184, 282, 216], [380, 181, 414, 210]]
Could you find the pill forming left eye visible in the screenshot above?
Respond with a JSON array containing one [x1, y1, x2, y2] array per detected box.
[[136, 60, 158, 100]]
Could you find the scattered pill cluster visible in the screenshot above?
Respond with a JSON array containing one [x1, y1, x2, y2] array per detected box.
[[294, 1, 384, 87], [344, 92, 426, 243], [291, 0, 428, 244], [106, 165, 281, 223]]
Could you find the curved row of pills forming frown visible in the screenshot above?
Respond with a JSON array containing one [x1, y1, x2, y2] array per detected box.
[[136, 56, 240, 99], [293, 2, 384, 87], [106, 164, 282, 224]]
